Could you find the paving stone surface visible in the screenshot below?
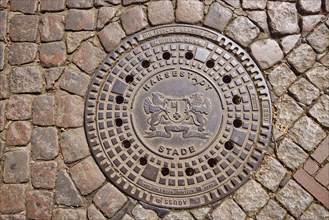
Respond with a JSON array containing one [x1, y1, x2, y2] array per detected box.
[[1, 1, 329, 219]]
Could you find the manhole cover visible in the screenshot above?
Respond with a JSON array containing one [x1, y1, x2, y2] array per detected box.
[[85, 24, 272, 209]]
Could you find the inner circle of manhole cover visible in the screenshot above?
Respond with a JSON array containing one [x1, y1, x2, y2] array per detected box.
[[85, 24, 272, 209]]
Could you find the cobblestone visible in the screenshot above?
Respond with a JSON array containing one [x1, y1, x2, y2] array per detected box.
[[59, 68, 90, 97], [0, 101, 5, 131], [250, 39, 284, 69], [32, 95, 55, 126], [40, 0, 65, 12], [10, 66, 44, 94], [40, 41, 67, 67], [8, 43, 37, 65], [212, 198, 246, 220], [223, 0, 240, 8], [225, 16, 260, 47], [69, 157, 105, 195], [307, 24, 329, 54], [148, 1, 174, 26], [72, 41, 106, 75], [31, 161, 57, 189], [40, 14, 65, 42], [306, 66, 329, 92], [0, 42, 4, 70], [298, 0, 322, 14], [204, 2, 232, 32], [190, 207, 211, 220], [0, 184, 26, 214], [122, 0, 148, 6], [97, 7, 117, 29], [94, 183, 128, 218], [66, 9, 95, 31], [289, 78, 320, 105], [256, 156, 287, 192], [60, 127, 90, 163], [10, 0, 38, 14], [0, 11, 7, 41], [121, 6, 148, 35], [6, 95, 33, 120], [276, 180, 313, 218], [277, 138, 308, 170], [242, 0, 266, 10], [289, 116, 326, 152], [300, 203, 329, 220], [52, 208, 87, 220], [98, 22, 126, 53], [176, 0, 204, 24], [26, 190, 54, 220], [268, 1, 299, 35], [287, 44, 316, 73], [55, 170, 84, 206], [31, 127, 59, 160], [302, 15, 326, 35], [9, 15, 38, 42], [233, 180, 269, 216], [268, 63, 297, 96], [309, 95, 329, 127], [132, 204, 159, 220], [280, 34, 301, 54], [3, 149, 30, 183], [45, 67, 64, 91], [67, 31, 95, 53], [0, 74, 8, 99], [256, 199, 287, 220], [67, 0, 94, 9], [56, 94, 84, 128], [87, 204, 107, 220], [163, 211, 194, 220], [6, 121, 32, 146], [247, 11, 269, 34]]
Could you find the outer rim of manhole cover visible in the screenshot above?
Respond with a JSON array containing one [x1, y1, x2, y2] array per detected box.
[[85, 24, 272, 209]]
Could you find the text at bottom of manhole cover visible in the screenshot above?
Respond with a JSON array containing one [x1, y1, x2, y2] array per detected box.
[[84, 24, 272, 209]]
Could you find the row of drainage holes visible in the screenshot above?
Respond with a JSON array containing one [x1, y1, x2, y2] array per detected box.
[[122, 140, 235, 176], [141, 52, 216, 69], [115, 118, 242, 128]]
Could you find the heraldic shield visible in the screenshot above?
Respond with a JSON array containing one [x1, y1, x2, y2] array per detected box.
[[143, 92, 212, 139]]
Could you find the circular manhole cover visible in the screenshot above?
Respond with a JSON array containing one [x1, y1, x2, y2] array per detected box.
[[85, 24, 272, 209]]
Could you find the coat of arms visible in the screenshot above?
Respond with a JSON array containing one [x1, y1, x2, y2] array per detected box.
[[143, 92, 212, 139]]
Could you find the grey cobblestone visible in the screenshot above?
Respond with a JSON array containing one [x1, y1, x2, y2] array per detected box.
[[31, 127, 59, 160], [40, 41, 67, 67], [8, 43, 38, 65], [287, 44, 316, 73], [309, 94, 329, 127], [93, 183, 128, 218], [176, 0, 204, 24], [31, 161, 57, 189], [0, 11, 6, 41], [67, 0, 94, 9], [52, 208, 87, 220], [289, 78, 320, 105], [277, 138, 308, 170], [163, 211, 194, 220], [121, 6, 148, 35], [306, 66, 329, 92], [268, 63, 297, 96], [190, 207, 211, 220], [247, 11, 269, 34], [289, 116, 326, 151], [9, 15, 38, 42], [148, 1, 175, 26], [40, 14, 65, 42], [307, 24, 329, 54], [97, 7, 117, 29], [242, 0, 267, 10], [225, 16, 260, 47], [299, 0, 322, 14], [302, 15, 326, 35], [10, 0, 38, 14], [256, 199, 287, 220], [0, 184, 26, 214], [276, 180, 313, 218], [0, 74, 9, 99], [67, 31, 95, 53], [32, 95, 55, 126], [59, 68, 90, 97], [280, 34, 301, 54], [0, 101, 5, 131], [3, 149, 30, 183], [87, 204, 107, 220], [132, 204, 159, 220], [6, 95, 33, 121], [45, 67, 64, 91], [26, 190, 54, 220], [204, 2, 232, 32], [212, 198, 246, 220], [56, 94, 84, 128], [10, 66, 44, 94], [300, 203, 329, 220], [66, 9, 96, 31], [98, 22, 126, 53], [40, 0, 65, 12], [0, 42, 4, 70]]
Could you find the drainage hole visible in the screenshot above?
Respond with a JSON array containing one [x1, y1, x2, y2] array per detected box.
[[139, 157, 147, 166], [232, 95, 242, 104], [122, 140, 131, 148], [115, 118, 123, 127], [125, 75, 134, 83], [233, 119, 243, 128], [206, 60, 215, 68], [115, 96, 124, 104], [162, 52, 171, 60], [208, 158, 218, 168], [185, 51, 194, 60], [185, 167, 195, 176], [161, 167, 170, 176], [225, 141, 234, 150], [223, 75, 232, 84], [142, 60, 150, 68]]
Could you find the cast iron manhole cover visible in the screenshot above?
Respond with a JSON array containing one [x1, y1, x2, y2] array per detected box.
[[85, 24, 272, 209]]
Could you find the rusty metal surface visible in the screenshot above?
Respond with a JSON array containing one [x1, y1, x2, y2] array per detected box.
[[84, 24, 272, 209]]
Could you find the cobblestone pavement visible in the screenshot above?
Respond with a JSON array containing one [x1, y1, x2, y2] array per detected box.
[[0, 0, 328, 219]]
